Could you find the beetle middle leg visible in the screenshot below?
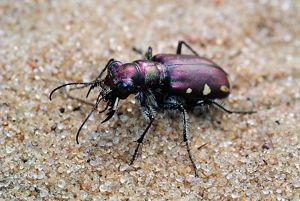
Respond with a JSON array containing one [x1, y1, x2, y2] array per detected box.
[[176, 40, 199, 56], [162, 101, 199, 177]]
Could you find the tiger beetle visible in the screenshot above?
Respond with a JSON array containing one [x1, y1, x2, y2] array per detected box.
[[49, 41, 255, 177]]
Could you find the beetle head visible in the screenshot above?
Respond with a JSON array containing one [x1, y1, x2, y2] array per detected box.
[[49, 59, 136, 144], [106, 63, 138, 99]]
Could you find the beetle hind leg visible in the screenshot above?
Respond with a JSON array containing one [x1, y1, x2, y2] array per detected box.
[[176, 40, 199, 56], [202, 99, 256, 114]]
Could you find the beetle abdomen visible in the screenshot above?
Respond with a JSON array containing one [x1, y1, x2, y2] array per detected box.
[[153, 54, 230, 100]]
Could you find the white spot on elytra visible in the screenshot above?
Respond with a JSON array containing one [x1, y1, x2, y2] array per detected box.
[[186, 88, 192, 94], [203, 84, 211, 95], [220, 85, 229, 93]]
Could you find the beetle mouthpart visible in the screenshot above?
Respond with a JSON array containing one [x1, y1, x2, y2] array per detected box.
[[101, 96, 118, 123], [99, 87, 112, 100], [113, 97, 119, 110]]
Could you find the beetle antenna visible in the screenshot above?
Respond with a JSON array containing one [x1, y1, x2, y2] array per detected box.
[[76, 92, 103, 144], [49, 82, 94, 100], [50, 59, 116, 100]]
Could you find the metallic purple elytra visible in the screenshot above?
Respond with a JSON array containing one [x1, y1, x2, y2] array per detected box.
[[152, 54, 230, 100], [49, 41, 254, 177]]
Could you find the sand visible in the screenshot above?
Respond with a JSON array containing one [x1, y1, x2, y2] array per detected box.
[[1, 0, 300, 200]]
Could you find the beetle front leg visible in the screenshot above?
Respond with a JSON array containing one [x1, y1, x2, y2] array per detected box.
[[163, 102, 199, 177], [129, 107, 154, 165], [176, 41, 199, 56]]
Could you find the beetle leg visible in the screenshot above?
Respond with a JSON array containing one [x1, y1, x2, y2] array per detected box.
[[162, 102, 199, 177], [130, 106, 154, 165], [176, 40, 199, 56], [132, 46, 144, 55], [180, 106, 199, 177], [203, 99, 256, 114], [132, 46, 153, 60]]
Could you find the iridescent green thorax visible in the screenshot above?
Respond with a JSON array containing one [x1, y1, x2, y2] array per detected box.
[[133, 61, 164, 90], [144, 65, 160, 86]]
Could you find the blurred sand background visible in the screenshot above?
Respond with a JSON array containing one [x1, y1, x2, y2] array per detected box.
[[1, 0, 300, 200]]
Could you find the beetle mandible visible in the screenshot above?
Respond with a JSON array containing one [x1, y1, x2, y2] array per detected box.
[[49, 41, 255, 176]]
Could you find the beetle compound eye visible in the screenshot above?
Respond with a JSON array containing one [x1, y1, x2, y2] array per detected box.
[[119, 82, 129, 88], [117, 81, 133, 95], [118, 82, 131, 90]]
